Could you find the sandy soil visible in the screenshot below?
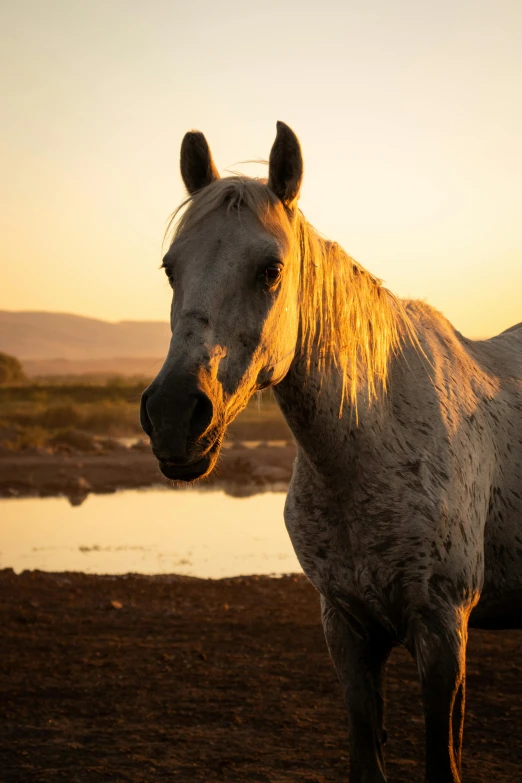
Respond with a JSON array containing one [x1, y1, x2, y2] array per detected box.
[[0, 442, 296, 500], [0, 570, 520, 782]]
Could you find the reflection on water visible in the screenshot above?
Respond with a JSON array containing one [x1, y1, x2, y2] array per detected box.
[[0, 488, 301, 578]]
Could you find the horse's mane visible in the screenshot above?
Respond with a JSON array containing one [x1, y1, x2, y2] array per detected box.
[[167, 176, 416, 412]]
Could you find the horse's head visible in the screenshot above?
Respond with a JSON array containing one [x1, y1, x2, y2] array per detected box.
[[141, 122, 303, 481]]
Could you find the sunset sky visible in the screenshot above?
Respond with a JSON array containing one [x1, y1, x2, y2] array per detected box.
[[1, 0, 521, 338]]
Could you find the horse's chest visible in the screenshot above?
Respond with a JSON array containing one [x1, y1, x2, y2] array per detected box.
[[284, 490, 344, 584], [284, 483, 404, 637], [283, 479, 378, 598]]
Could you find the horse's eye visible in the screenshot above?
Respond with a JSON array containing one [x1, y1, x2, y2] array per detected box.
[[260, 263, 283, 287], [163, 266, 174, 284]]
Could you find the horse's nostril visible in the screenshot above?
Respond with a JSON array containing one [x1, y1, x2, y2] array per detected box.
[[139, 379, 213, 451], [189, 392, 213, 439]]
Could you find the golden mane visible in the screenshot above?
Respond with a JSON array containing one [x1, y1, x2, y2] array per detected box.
[[166, 176, 416, 413]]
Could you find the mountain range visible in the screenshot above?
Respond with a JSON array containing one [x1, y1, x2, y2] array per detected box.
[[0, 311, 171, 373]]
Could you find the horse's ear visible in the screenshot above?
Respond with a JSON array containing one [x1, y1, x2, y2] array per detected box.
[[268, 121, 303, 209], [180, 130, 220, 195]]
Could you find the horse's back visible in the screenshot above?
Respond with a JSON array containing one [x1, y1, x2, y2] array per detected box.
[[467, 320, 522, 382], [499, 321, 522, 336]]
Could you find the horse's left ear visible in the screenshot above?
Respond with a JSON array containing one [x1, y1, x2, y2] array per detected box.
[[268, 121, 303, 209], [180, 130, 220, 195]]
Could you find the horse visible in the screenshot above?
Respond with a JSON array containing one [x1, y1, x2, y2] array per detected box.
[[140, 121, 522, 783]]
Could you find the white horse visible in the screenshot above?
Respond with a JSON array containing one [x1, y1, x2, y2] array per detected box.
[[141, 122, 522, 783]]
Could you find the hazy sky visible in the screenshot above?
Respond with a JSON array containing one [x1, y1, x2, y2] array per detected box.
[[1, 0, 521, 337]]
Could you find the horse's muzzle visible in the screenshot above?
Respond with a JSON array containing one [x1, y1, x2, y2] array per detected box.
[[140, 372, 217, 481]]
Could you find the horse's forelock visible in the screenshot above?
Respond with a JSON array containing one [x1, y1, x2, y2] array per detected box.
[[166, 176, 289, 247]]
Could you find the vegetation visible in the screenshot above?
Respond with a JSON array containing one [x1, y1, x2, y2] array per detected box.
[[0, 377, 145, 452], [0, 352, 28, 385], [0, 376, 290, 452]]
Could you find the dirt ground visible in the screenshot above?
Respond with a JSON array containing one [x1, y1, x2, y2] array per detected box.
[[0, 570, 520, 782], [0, 442, 296, 500]]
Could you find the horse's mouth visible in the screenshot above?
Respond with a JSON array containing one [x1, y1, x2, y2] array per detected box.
[[158, 455, 210, 482], [158, 440, 221, 483]]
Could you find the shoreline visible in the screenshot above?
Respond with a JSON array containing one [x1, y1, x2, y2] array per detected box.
[[0, 441, 296, 499]]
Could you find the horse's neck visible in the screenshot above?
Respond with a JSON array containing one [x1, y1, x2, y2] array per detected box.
[[273, 357, 388, 479], [274, 235, 410, 476]]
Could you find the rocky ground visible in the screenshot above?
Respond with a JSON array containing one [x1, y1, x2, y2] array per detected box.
[[0, 570, 521, 782]]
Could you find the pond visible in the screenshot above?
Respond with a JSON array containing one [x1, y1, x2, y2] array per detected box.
[[0, 488, 301, 578]]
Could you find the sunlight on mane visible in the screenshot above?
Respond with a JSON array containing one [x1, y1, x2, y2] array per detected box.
[[166, 176, 417, 414]]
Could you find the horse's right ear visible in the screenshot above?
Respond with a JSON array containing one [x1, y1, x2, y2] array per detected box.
[[268, 121, 303, 210], [180, 131, 220, 195]]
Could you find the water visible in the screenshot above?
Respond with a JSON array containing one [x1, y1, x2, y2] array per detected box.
[[0, 488, 301, 578]]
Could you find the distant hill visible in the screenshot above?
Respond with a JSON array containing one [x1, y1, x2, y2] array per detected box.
[[20, 357, 166, 378], [0, 311, 171, 363]]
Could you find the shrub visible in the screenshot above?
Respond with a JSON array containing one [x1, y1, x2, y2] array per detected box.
[[82, 401, 140, 435], [48, 428, 99, 452], [38, 403, 84, 429], [0, 423, 48, 451], [0, 353, 28, 385]]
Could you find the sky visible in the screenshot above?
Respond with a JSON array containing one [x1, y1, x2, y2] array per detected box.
[[1, 0, 521, 338]]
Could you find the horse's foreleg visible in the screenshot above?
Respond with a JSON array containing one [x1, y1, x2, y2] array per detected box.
[[321, 596, 392, 783], [409, 611, 468, 783]]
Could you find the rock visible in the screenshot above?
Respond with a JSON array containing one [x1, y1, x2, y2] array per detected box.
[[67, 476, 92, 493], [65, 476, 92, 506]]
